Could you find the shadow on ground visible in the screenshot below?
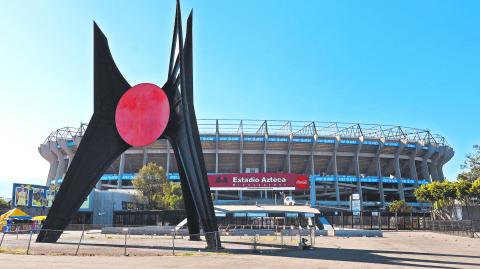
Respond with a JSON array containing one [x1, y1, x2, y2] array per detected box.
[[49, 239, 480, 269]]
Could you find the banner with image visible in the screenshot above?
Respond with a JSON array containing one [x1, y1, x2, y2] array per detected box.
[[14, 184, 29, 207], [31, 187, 46, 207]]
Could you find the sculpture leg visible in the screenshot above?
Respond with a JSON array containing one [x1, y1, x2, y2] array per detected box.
[[37, 117, 130, 242], [168, 128, 220, 249], [169, 139, 201, 241]]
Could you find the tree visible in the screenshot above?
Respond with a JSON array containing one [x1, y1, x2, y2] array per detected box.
[[388, 200, 411, 214], [455, 180, 473, 219], [388, 200, 411, 231], [470, 178, 480, 204], [132, 163, 183, 210], [458, 145, 480, 182], [0, 197, 9, 208]]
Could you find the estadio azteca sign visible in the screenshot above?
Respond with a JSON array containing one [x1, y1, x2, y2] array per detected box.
[[208, 173, 309, 191]]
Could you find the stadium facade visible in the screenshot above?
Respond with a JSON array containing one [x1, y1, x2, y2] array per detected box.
[[39, 119, 453, 215]]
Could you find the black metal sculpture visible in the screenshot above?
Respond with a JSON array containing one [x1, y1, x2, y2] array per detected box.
[[37, 1, 221, 249]]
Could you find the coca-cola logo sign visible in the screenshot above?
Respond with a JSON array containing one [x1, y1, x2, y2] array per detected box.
[[295, 175, 309, 189]]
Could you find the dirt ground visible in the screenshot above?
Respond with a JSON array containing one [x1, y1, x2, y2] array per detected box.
[[0, 231, 479, 268]]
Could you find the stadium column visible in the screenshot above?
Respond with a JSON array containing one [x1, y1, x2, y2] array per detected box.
[[422, 148, 435, 182], [435, 147, 446, 181], [239, 132, 243, 173], [143, 147, 148, 166], [310, 134, 317, 207], [394, 142, 406, 201], [333, 138, 340, 204], [58, 139, 75, 168], [239, 132, 244, 200], [354, 140, 363, 207], [375, 141, 385, 208], [429, 151, 441, 181], [38, 143, 58, 186], [285, 134, 293, 173], [165, 142, 170, 176], [50, 141, 66, 186], [117, 153, 125, 188], [264, 132, 268, 199], [437, 147, 453, 181], [409, 145, 419, 188], [215, 120, 219, 174], [264, 133, 268, 173]]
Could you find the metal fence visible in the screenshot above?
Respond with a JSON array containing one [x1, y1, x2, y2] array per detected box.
[[323, 212, 431, 231], [0, 225, 320, 256], [428, 220, 480, 238]]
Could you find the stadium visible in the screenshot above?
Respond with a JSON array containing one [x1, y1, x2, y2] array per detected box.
[[37, 119, 453, 221]]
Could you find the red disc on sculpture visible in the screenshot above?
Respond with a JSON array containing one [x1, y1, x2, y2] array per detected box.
[[115, 83, 170, 147]]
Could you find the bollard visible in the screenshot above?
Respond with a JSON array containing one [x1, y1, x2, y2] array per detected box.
[[75, 227, 85, 256], [172, 231, 175, 256], [309, 228, 313, 247], [215, 232, 218, 251], [124, 230, 128, 256], [0, 232, 5, 247], [26, 230, 33, 255], [298, 229, 301, 245], [280, 231, 283, 247]]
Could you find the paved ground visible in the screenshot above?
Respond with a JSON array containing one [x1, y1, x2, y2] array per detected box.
[[1, 232, 479, 268]]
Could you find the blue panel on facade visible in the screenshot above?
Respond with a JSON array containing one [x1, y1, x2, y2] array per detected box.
[[384, 142, 400, 147], [339, 140, 358, 144], [244, 136, 265, 142], [401, 179, 416, 184], [361, 177, 380, 183], [285, 212, 298, 218], [233, 213, 247, 217], [363, 140, 380, 145], [219, 136, 240, 141], [406, 144, 417, 148], [313, 176, 336, 182], [247, 212, 267, 217], [67, 140, 76, 147], [292, 137, 313, 143], [168, 173, 180, 181], [317, 138, 336, 144], [200, 136, 215, 141], [381, 177, 399, 183], [268, 137, 289, 142], [338, 176, 358, 182]]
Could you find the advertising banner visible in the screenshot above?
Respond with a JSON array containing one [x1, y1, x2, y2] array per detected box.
[[12, 183, 48, 207], [208, 173, 309, 190], [14, 184, 29, 207], [31, 187, 46, 207]]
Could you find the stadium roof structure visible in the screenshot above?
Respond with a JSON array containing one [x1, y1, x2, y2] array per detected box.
[[43, 119, 449, 148]]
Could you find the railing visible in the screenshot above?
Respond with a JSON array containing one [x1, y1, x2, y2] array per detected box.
[[323, 212, 432, 231], [428, 220, 480, 238], [43, 120, 450, 147], [0, 225, 320, 256]]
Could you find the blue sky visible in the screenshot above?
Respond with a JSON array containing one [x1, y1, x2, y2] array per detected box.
[[0, 0, 478, 198]]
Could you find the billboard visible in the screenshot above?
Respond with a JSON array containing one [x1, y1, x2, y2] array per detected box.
[[12, 183, 92, 209], [12, 183, 48, 207], [31, 187, 46, 207], [208, 173, 309, 191]]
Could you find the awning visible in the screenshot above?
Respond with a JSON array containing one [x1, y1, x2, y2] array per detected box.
[[0, 208, 30, 222]]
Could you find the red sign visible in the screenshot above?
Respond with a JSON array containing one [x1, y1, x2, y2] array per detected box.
[[208, 173, 309, 190]]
